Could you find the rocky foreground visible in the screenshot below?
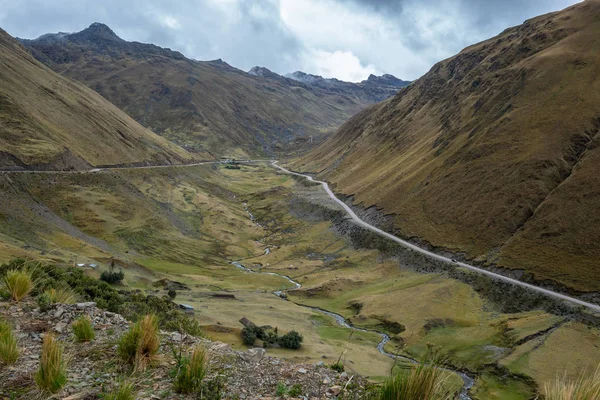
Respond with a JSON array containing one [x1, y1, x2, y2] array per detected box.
[[0, 300, 369, 399]]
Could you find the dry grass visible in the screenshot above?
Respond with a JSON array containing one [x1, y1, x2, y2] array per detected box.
[[2, 268, 34, 301], [45, 287, 77, 304], [118, 314, 160, 371], [544, 366, 600, 400], [174, 345, 209, 394], [0, 318, 19, 365], [34, 333, 67, 393], [377, 362, 454, 400], [105, 380, 135, 400]]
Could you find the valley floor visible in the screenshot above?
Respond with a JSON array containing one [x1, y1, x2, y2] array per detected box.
[[0, 163, 599, 399]]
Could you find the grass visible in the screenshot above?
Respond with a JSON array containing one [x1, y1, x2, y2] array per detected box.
[[376, 362, 454, 400], [35, 333, 67, 393], [45, 287, 77, 304], [2, 268, 34, 301], [117, 314, 160, 371], [104, 380, 135, 400], [544, 366, 600, 400], [174, 345, 209, 394], [0, 319, 19, 365], [72, 316, 95, 342]]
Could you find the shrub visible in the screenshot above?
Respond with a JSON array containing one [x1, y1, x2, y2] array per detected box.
[[279, 330, 303, 350], [275, 381, 288, 397], [72, 316, 95, 342], [0, 319, 19, 365], [105, 380, 135, 400], [289, 384, 302, 397], [242, 326, 257, 346], [100, 269, 125, 284], [118, 314, 160, 370], [2, 268, 34, 301], [168, 289, 177, 299], [330, 361, 344, 373], [544, 366, 600, 400], [174, 345, 209, 394], [37, 291, 52, 312], [45, 287, 77, 304], [377, 363, 452, 400], [35, 333, 67, 393]]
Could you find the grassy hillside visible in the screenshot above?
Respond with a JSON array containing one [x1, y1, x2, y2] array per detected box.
[[292, 0, 600, 292], [20, 23, 404, 158], [0, 28, 195, 170]]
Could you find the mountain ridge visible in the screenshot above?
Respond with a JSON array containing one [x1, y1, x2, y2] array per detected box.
[[292, 0, 600, 292], [19, 23, 407, 158]]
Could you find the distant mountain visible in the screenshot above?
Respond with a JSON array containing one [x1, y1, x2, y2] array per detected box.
[[0, 27, 194, 170], [285, 71, 410, 102], [293, 1, 600, 292], [19, 23, 402, 158]]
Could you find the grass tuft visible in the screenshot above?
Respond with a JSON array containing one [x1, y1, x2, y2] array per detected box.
[[377, 362, 453, 400], [0, 319, 19, 365], [2, 268, 34, 301], [45, 287, 77, 304], [72, 316, 95, 342], [174, 345, 209, 394], [35, 333, 67, 393], [105, 380, 135, 400], [118, 314, 160, 371], [544, 366, 600, 400]]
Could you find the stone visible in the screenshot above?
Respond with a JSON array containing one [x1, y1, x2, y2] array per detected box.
[[340, 372, 348, 379], [328, 386, 342, 396], [315, 361, 325, 367], [322, 377, 331, 385], [240, 347, 266, 363], [76, 302, 96, 309], [298, 368, 307, 374]]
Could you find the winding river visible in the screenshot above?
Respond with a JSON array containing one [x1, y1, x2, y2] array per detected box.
[[231, 260, 474, 399]]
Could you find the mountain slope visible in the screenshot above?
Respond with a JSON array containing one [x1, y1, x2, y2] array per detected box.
[[20, 24, 405, 158], [0, 28, 194, 170], [293, 0, 600, 292]]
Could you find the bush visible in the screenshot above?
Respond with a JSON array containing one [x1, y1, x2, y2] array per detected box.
[[72, 316, 95, 342], [168, 289, 177, 299], [45, 287, 77, 304], [35, 333, 67, 393], [174, 345, 209, 394], [242, 327, 257, 346], [275, 382, 288, 397], [2, 268, 34, 301], [289, 384, 302, 397], [100, 268, 125, 284], [105, 380, 135, 400], [37, 292, 52, 312], [544, 365, 600, 400], [279, 330, 303, 350], [118, 314, 160, 370], [0, 319, 19, 365], [330, 361, 344, 373]]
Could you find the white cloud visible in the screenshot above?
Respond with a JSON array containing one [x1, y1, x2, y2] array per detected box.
[[299, 49, 378, 82]]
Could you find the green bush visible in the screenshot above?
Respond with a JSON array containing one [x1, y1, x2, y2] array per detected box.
[[2, 268, 34, 301], [242, 327, 257, 346], [275, 382, 287, 397], [0, 319, 19, 365], [289, 384, 302, 397], [118, 314, 160, 370], [36, 292, 52, 312], [100, 269, 124, 284], [279, 330, 303, 350], [72, 316, 95, 342], [377, 363, 453, 400]]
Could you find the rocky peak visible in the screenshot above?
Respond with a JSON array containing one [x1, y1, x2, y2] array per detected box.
[[247, 66, 282, 80], [68, 22, 123, 43]]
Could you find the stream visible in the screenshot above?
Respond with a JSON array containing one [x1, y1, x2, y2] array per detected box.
[[230, 260, 474, 399]]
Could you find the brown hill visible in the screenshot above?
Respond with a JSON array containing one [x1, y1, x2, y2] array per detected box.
[[20, 24, 406, 158], [292, 1, 600, 292], [0, 28, 194, 170]]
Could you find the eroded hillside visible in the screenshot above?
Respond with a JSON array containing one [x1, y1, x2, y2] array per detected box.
[[293, 0, 600, 292]]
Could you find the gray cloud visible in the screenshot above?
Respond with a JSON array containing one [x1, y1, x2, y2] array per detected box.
[[0, 0, 580, 81]]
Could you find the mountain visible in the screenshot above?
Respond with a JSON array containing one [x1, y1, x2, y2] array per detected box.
[[19, 24, 405, 158], [292, 0, 600, 292], [0, 28, 194, 170], [285, 71, 410, 102]]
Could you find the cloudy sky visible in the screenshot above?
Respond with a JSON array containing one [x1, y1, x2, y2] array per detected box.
[[0, 0, 580, 81]]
